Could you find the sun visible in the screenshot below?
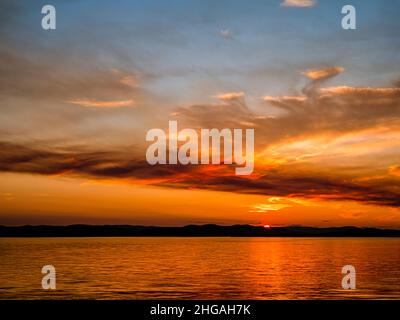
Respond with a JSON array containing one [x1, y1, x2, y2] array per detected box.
[[263, 224, 271, 229]]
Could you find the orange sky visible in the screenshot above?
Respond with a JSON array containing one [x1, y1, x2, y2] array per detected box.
[[0, 165, 399, 228]]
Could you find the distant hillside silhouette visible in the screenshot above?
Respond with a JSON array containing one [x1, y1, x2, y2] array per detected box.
[[0, 224, 399, 237]]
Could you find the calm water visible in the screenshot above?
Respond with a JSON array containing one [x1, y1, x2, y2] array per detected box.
[[0, 237, 399, 299]]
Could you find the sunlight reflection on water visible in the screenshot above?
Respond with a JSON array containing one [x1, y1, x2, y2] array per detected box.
[[0, 237, 399, 299]]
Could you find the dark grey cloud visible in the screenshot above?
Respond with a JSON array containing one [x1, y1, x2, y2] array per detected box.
[[0, 141, 399, 208]]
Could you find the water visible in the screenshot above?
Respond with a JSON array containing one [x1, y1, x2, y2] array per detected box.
[[0, 237, 399, 299]]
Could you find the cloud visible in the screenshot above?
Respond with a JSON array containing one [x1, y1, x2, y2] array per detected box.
[[0, 141, 399, 208], [320, 86, 400, 96], [301, 66, 345, 97], [281, 0, 317, 8], [215, 91, 245, 102], [0, 48, 143, 103], [1, 64, 400, 209], [166, 71, 400, 210], [262, 86, 400, 144], [263, 95, 307, 103], [67, 99, 135, 108], [302, 66, 344, 80], [0, 47, 151, 145], [0, 63, 399, 210], [177, 70, 400, 153], [250, 198, 295, 212], [389, 165, 400, 177]]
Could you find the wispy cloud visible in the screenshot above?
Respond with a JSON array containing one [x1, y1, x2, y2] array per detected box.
[[1, 67, 399, 209], [250, 197, 296, 213], [215, 92, 245, 101], [302, 66, 344, 80], [263, 95, 307, 103], [281, 0, 317, 8], [66, 99, 135, 108], [0, 48, 143, 104], [0, 141, 399, 208], [320, 86, 400, 95]]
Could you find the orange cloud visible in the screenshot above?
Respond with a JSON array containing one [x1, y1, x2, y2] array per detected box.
[[250, 203, 291, 213], [320, 86, 400, 95], [249, 197, 307, 213], [281, 0, 316, 8], [263, 95, 307, 103], [215, 92, 245, 101], [389, 165, 400, 177], [66, 99, 134, 108], [302, 66, 344, 80], [1, 141, 400, 208]]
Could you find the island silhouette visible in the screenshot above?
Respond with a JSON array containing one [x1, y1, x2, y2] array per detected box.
[[0, 224, 399, 237]]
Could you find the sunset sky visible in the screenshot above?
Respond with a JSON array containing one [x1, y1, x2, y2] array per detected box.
[[0, 0, 399, 228]]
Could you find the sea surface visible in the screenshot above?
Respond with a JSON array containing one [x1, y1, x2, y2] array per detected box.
[[0, 237, 399, 299]]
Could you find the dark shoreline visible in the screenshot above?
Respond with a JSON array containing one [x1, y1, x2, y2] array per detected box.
[[1, 224, 399, 237]]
